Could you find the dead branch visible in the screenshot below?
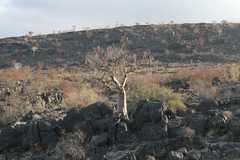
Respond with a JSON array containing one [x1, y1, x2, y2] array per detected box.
[[122, 75, 128, 88], [112, 76, 122, 89]]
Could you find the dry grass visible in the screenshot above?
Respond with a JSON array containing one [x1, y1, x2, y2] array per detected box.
[[129, 64, 238, 95], [129, 64, 234, 87], [0, 67, 102, 107], [0, 66, 33, 82], [59, 80, 101, 107], [0, 63, 238, 108]]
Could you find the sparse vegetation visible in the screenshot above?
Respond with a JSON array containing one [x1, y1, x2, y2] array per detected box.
[[128, 86, 186, 112], [60, 80, 101, 107], [191, 79, 218, 99], [0, 62, 238, 124]]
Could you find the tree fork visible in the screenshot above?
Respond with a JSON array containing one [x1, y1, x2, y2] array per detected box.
[[112, 74, 129, 120]]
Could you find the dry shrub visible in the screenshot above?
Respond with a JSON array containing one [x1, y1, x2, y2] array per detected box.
[[0, 95, 32, 126], [170, 65, 227, 84], [128, 86, 186, 112], [129, 73, 162, 88], [60, 80, 101, 107], [226, 64, 240, 81], [31, 67, 67, 91], [191, 79, 218, 99], [30, 67, 102, 107]]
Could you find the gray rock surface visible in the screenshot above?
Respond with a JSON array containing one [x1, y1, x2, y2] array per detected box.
[[0, 100, 240, 159]]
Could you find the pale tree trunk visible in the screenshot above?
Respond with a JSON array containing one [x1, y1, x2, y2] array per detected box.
[[118, 87, 128, 120], [112, 75, 129, 120]]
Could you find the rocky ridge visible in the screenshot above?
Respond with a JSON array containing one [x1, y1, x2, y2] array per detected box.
[[1, 23, 240, 68]]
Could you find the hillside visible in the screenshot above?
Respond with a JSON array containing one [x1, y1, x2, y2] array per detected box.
[[1, 23, 240, 68], [2, 23, 240, 159]]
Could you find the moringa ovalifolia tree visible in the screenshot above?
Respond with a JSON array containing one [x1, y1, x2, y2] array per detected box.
[[85, 37, 135, 120]]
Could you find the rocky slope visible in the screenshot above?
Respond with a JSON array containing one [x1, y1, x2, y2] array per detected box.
[[0, 98, 240, 160], [1, 23, 240, 68]]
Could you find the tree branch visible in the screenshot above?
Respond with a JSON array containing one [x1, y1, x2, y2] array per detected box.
[[122, 74, 128, 88], [112, 76, 122, 89]]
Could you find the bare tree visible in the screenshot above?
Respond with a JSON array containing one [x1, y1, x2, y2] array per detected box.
[[112, 74, 129, 119], [85, 37, 133, 120]]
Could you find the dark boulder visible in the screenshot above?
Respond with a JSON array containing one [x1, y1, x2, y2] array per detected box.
[[184, 112, 207, 135], [135, 142, 166, 159], [145, 155, 156, 160], [0, 125, 25, 152], [104, 150, 137, 160], [205, 110, 232, 136], [89, 133, 108, 147], [22, 120, 61, 149], [205, 142, 240, 160], [166, 79, 190, 91], [0, 119, 62, 152], [133, 100, 167, 128], [137, 123, 164, 141], [62, 102, 113, 132], [186, 149, 201, 160], [168, 127, 195, 138], [198, 98, 219, 113], [229, 117, 240, 139]]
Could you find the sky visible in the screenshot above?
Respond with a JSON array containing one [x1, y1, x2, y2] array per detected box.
[[0, 0, 240, 38]]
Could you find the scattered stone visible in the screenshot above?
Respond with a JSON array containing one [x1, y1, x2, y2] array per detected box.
[[186, 149, 201, 160], [168, 151, 184, 160], [90, 133, 108, 147]]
